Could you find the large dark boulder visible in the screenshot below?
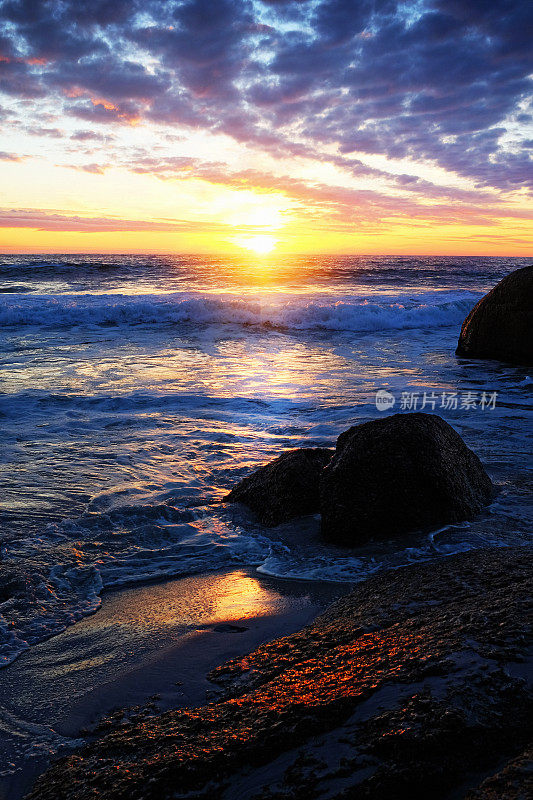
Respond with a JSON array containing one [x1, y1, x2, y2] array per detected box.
[[320, 413, 492, 546], [456, 264, 533, 365], [224, 447, 333, 526]]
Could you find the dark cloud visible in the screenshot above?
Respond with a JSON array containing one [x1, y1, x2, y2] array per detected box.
[[314, 0, 373, 45], [0, 57, 45, 97], [132, 0, 255, 101], [66, 0, 133, 28], [49, 57, 170, 103], [70, 129, 113, 142], [68, 100, 142, 125], [0, 0, 530, 193], [0, 0, 109, 60], [22, 124, 62, 136]]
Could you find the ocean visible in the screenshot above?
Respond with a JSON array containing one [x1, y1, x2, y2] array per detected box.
[[0, 254, 532, 668]]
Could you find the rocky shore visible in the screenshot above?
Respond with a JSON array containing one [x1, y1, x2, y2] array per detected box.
[[27, 545, 532, 800]]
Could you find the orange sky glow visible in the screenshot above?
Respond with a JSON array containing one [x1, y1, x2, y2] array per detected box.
[[0, 0, 531, 256]]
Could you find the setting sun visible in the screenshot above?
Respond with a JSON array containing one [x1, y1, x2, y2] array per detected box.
[[233, 235, 277, 255]]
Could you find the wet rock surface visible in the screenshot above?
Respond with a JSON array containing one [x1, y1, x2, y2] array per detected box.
[[224, 447, 333, 526], [465, 744, 533, 800], [27, 546, 532, 800], [456, 264, 533, 365], [320, 413, 493, 546], [0, 567, 28, 603]]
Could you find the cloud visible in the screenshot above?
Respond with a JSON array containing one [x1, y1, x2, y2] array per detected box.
[[0, 0, 531, 199], [0, 207, 247, 232], [51, 56, 170, 103], [70, 129, 113, 142], [21, 124, 63, 137], [68, 99, 142, 125], [94, 153, 533, 231], [132, 0, 254, 100], [62, 162, 107, 174]]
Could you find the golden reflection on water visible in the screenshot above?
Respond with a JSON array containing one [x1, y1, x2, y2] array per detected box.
[[96, 570, 290, 633], [7, 327, 364, 401], [208, 571, 284, 621]]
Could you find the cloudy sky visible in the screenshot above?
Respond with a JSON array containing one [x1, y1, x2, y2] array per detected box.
[[0, 0, 531, 254]]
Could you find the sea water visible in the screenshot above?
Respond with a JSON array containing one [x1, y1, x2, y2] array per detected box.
[[0, 254, 532, 667]]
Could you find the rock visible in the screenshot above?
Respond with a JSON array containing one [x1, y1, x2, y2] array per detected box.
[[320, 413, 492, 545], [456, 264, 533, 365], [0, 567, 27, 602], [224, 447, 333, 526], [213, 624, 248, 633], [465, 744, 533, 800]]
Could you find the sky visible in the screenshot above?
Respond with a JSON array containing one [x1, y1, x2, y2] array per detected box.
[[0, 0, 532, 255]]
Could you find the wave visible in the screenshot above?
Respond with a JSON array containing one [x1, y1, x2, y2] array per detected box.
[[0, 291, 480, 333], [0, 500, 270, 668], [2, 487, 527, 668]]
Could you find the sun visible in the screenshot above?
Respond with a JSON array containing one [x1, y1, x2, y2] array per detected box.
[[233, 235, 277, 255]]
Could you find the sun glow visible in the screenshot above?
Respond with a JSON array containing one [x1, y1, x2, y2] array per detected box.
[[233, 235, 277, 255]]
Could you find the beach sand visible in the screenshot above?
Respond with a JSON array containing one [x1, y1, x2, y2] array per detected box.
[[0, 569, 347, 800]]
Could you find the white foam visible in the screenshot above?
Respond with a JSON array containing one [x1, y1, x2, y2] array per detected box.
[[0, 559, 103, 668], [0, 617, 29, 668], [0, 706, 84, 776], [0, 512, 270, 668], [0, 290, 480, 333]]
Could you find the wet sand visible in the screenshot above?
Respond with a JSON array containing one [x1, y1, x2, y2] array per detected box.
[[0, 568, 347, 800]]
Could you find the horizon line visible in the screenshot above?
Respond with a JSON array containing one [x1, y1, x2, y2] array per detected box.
[[1, 251, 532, 258]]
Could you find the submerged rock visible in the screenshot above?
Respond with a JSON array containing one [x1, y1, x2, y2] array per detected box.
[[456, 264, 533, 365], [224, 447, 333, 526], [320, 412, 492, 546]]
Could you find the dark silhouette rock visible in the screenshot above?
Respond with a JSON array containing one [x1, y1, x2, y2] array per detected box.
[[320, 413, 492, 545], [224, 447, 333, 526], [456, 264, 533, 365], [465, 744, 533, 800], [0, 567, 27, 602]]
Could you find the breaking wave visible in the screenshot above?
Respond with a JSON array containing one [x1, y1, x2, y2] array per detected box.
[[0, 291, 480, 333]]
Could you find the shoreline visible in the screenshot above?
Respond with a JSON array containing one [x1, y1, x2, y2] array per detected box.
[[24, 545, 533, 800], [0, 568, 348, 800]]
